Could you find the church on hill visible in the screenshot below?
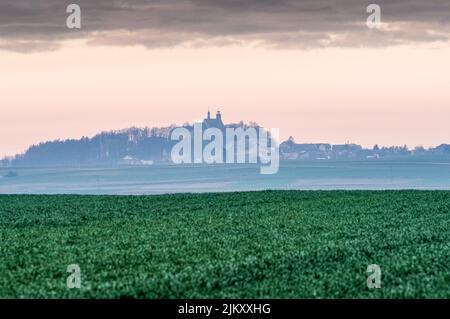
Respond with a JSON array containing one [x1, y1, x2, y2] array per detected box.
[[203, 110, 225, 130]]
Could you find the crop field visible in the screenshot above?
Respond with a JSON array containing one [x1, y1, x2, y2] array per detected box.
[[0, 190, 450, 298]]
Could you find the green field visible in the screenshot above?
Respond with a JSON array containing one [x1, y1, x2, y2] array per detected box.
[[1, 190, 450, 298]]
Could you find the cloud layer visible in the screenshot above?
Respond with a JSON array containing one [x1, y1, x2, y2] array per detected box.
[[1, 0, 450, 52]]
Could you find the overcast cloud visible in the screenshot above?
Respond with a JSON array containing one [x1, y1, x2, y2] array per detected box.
[[1, 0, 450, 52]]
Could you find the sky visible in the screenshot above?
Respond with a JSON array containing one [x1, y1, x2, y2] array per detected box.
[[1, 0, 450, 157]]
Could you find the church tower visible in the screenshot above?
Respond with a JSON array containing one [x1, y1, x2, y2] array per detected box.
[[203, 109, 224, 129]]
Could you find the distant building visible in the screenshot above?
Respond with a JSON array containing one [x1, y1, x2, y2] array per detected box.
[[332, 144, 362, 152], [172, 110, 266, 163], [119, 155, 153, 166], [203, 110, 225, 130], [280, 137, 332, 160]]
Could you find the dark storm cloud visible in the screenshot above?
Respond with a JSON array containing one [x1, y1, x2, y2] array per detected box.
[[1, 0, 449, 52]]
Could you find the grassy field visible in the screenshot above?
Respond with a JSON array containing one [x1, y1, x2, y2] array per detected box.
[[1, 190, 450, 298]]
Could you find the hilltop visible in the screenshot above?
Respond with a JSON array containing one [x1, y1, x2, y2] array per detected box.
[[1, 111, 449, 167]]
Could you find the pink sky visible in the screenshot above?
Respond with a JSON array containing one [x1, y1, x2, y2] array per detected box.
[[1, 40, 450, 157]]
